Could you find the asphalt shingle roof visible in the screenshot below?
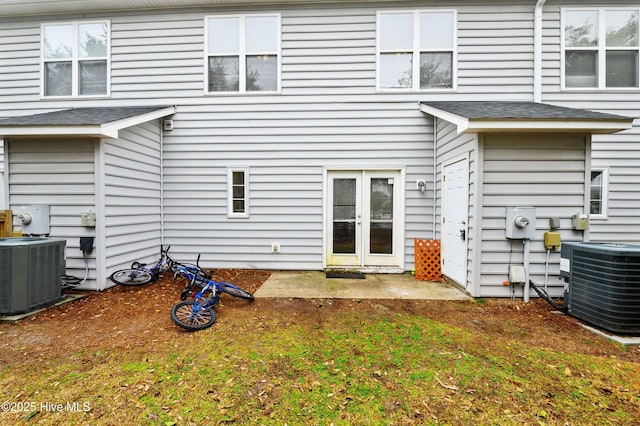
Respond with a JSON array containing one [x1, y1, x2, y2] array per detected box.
[[0, 106, 172, 126], [420, 101, 630, 121]]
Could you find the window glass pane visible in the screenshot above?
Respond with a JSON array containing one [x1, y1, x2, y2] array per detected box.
[[231, 171, 246, 214], [590, 171, 603, 215], [208, 56, 240, 91], [208, 17, 239, 54], [565, 50, 597, 87], [232, 171, 244, 185], [232, 185, 244, 199], [246, 55, 277, 91], [370, 178, 393, 220], [420, 12, 453, 50], [370, 222, 392, 254], [370, 178, 393, 254], [246, 16, 278, 53], [43, 25, 73, 59], [380, 53, 412, 88], [79, 60, 107, 95], [565, 10, 598, 47], [379, 13, 413, 51], [333, 179, 356, 221], [332, 178, 357, 254], [233, 200, 245, 213], [333, 223, 356, 253], [606, 10, 639, 47], [79, 23, 108, 58], [606, 50, 638, 87], [44, 62, 72, 96], [420, 52, 452, 88]]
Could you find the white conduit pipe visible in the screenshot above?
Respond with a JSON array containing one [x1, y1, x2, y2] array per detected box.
[[534, 0, 547, 103], [523, 239, 531, 303]]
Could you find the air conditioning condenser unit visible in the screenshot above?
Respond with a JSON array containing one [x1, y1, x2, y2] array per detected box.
[[0, 237, 66, 315]]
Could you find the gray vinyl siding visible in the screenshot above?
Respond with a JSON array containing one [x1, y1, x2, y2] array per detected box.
[[162, 102, 433, 270], [457, 4, 534, 99], [541, 2, 640, 244], [7, 138, 97, 285], [0, 0, 635, 292], [479, 134, 588, 297], [103, 121, 163, 277]]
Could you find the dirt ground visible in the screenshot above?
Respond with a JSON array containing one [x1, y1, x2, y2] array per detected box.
[[1, 269, 640, 367]]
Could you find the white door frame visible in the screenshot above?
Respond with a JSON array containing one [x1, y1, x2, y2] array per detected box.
[[441, 157, 469, 285], [323, 168, 405, 272]]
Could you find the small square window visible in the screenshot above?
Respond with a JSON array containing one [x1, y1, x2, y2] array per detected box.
[[228, 168, 249, 217]]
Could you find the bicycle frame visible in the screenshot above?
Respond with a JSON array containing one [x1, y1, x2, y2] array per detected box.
[[173, 264, 220, 309], [173, 262, 229, 297], [133, 245, 173, 277]]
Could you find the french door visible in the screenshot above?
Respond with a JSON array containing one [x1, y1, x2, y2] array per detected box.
[[326, 170, 403, 269]]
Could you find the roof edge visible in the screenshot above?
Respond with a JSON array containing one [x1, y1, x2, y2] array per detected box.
[[0, 105, 175, 138], [420, 101, 635, 135]]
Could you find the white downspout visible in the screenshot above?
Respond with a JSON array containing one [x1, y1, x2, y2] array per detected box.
[[160, 118, 164, 244], [534, 0, 547, 103], [432, 117, 438, 240]]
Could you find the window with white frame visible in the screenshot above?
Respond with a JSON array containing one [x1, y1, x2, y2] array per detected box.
[[42, 21, 110, 97], [377, 10, 456, 90], [590, 169, 608, 217], [228, 168, 249, 217], [206, 14, 280, 93], [563, 8, 639, 89]]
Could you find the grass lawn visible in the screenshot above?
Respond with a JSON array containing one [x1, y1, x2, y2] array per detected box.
[[1, 300, 639, 425]]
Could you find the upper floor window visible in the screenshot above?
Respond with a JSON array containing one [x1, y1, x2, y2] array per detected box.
[[563, 9, 639, 89], [206, 14, 280, 93], [377, 10, 456, 90], [41, 21, 110, 97]]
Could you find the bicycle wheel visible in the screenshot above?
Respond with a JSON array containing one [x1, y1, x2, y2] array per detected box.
[[170, 301, 216, 331], [219, 282, 254, 300], [109, 269, 153, 286]]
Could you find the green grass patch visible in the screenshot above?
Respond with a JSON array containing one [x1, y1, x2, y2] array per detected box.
[[1, 311, 639, 425]]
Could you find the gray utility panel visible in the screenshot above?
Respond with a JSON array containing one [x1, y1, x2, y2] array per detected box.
[[0, 237, 66, 315], [561, 242, 640, 334]]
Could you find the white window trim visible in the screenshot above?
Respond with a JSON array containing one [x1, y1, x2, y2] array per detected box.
[[227, 167, 250, 218], [376, 9, 457, 92], [40, 20, 111, 99], [204, 13, 281, 95], [590, 168, 608, 219], [561, 7, 640, 91]]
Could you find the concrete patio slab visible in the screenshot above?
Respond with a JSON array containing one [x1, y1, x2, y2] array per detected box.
[[254, 271, 471, 300]]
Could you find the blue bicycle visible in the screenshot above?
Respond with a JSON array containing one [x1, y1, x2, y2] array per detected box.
[[109, 245, 175, 286], [170, 256, 253, 331]]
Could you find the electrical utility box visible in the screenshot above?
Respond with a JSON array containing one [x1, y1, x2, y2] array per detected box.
[[505, 207, 536, 240], [16, 205, 50, 235]]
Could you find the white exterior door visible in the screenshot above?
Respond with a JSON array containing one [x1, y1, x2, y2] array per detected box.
[[441, 158, 469, 285], [326, 170, 403, 269]]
